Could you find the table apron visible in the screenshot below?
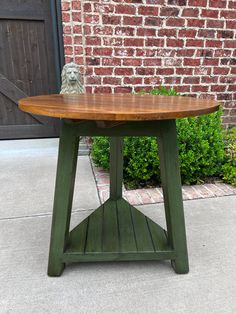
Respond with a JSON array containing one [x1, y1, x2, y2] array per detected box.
[[63, 119, 176, 137]]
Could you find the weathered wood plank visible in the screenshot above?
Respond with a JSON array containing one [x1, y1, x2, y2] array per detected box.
[[85, 205, 103, 253], [147, 219, 169, 252], [0, 0, 62, 139], [0, 11, 44, 20], [157, 120, 189, 274], [0, 124, 59, 139], [0, 68, 27, 102], [47, 122, 79, 276], [110, 137, 123, 200], [62, 251, 175, 263], [130, 206, 154, 252], [67, 218, 88, 253], [102, 200, 119, 253], [117, 199, 137, 253]]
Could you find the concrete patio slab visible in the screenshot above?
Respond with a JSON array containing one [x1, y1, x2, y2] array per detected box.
[[0, 139, 100, 219], [0, 139, 235, 313], [0, 196, 235, 314]]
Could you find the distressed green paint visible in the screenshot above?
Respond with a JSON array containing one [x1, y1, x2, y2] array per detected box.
[[48, 119, 189, 276], [64, 120, 163, 137], [103, 201, 119, 253], [62, 251, 176, 263], [64, 198, 174, 263], [157, 120, 189, 274], [110, 137, 123, 200], [47, 121, 79, 276]]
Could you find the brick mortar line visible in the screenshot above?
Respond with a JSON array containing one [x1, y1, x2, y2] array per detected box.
[[76, 13, 236, 16], [74, 5, 236, 9], [63, 4, 236, 16], [85, 1, 230, 5], [72, 24, 236, 30], [70, 9, 236, 14], [76, 18, 236, 22], [83, 70, 234, 72], [83, 47, 234, 50], [71, 60, 235, 65], [65, 51, 236, 54], [203, 184, 217, 196], [70, 48, 235, 53], [83, 64, 235, 68], [72, 34, 235, 37], [83, 35, 228, 38], [81, 41, 234, 44], [75, 14, 234, 18]]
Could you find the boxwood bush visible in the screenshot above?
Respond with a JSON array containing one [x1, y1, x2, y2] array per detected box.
[[91, 87, 225, 188], [222, 127, 236, 186]]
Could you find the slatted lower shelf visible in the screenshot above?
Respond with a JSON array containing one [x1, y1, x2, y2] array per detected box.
[[63, 198, 175, 263]]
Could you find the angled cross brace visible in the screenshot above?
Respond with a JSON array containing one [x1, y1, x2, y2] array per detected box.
[[47, 119, 189, 276]]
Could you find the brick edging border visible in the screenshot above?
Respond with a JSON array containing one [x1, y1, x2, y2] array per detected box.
[[90, 158, 236, 205]]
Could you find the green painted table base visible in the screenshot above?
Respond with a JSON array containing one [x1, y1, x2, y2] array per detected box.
[[48, 119, 189, 276]]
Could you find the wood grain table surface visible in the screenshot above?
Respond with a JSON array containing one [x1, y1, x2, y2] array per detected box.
[[19, 94, 219, 121]]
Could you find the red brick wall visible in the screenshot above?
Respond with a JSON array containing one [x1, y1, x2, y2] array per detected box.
[[61, 0, 236, 127]]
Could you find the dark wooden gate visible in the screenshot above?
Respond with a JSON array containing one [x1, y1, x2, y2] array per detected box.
[[0, 0, 64, 139]]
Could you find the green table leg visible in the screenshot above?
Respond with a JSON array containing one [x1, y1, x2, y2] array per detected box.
[[109, 137, 124, 200], [48, 122, 79, 276], [157, 120, 189, 274]]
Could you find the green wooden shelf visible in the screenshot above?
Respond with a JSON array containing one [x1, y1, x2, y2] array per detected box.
[[63, 198, 175, 263]]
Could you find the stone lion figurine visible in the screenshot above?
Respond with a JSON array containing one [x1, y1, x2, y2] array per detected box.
[[60, 62, 85, 94]]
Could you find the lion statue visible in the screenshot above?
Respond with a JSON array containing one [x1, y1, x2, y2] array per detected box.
[[60, 62, 85, 94]]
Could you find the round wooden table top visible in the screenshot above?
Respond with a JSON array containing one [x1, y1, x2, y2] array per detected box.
[[18, 94, 219, 121]]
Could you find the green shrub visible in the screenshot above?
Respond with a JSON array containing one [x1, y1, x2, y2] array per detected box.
[[91, 87, 225, 187], [140, 86, 179, 96], [222, 127, 236, 186], [177, 111, 224, 184], [92, 136, 110, 170]]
